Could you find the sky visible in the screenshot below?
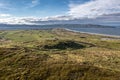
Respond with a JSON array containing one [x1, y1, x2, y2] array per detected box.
[[0, 0, 120, 26]]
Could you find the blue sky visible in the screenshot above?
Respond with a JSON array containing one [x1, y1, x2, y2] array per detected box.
[[0, 0, 120, 25], [0, 0, 91, 17]]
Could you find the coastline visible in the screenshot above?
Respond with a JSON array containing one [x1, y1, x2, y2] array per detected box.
[[64, 28, 120, 38], [0, 27, 120, 38]]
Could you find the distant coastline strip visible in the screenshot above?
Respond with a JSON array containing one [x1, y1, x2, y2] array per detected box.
[[64, 28, 120, 38]]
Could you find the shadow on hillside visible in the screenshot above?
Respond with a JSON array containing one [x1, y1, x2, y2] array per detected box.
[[42, 41, 87, 50]]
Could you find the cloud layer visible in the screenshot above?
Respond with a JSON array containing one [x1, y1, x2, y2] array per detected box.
[[0, 0, 120, 25], [68, 0, 120, 18], [0, 13, 119, 26], [0, 15, 74, 25]]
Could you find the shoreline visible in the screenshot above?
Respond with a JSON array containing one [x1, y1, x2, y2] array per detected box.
[[64, 28, 120, 38], [0, 28, 120, 38]]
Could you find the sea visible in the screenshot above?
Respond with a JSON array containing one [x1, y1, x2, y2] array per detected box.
[[0, 24, 120, 37]]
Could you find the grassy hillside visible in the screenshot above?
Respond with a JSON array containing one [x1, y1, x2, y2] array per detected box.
[[0, 28, 120, 80]]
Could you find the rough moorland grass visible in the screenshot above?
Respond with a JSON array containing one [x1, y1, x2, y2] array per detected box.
[[0, 29, 120, 80]]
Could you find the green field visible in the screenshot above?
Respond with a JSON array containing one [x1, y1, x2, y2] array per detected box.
[[0, 28, 120, 80]]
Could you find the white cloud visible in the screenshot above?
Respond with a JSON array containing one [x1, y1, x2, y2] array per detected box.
[[68, 0, 120, 18], [39, 15, 74, 21], [0, 15, 74, 25], [29, 0, 40, 8], [0, 14, 11, 17], [0, 17, 36, 25], [0, 13, 120, 25]]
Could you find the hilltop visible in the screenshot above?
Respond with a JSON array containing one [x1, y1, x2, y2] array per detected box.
[[0, 28, 120, 80]]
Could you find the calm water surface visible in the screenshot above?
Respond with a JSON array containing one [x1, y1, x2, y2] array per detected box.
[[0, 25, 120, 36], [69, 27, 120, 36]]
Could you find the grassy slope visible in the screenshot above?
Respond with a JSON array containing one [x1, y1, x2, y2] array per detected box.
[[0, 29, 120, 80]]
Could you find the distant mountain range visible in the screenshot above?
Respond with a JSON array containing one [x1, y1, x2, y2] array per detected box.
[[0, 24, 116, 28]]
